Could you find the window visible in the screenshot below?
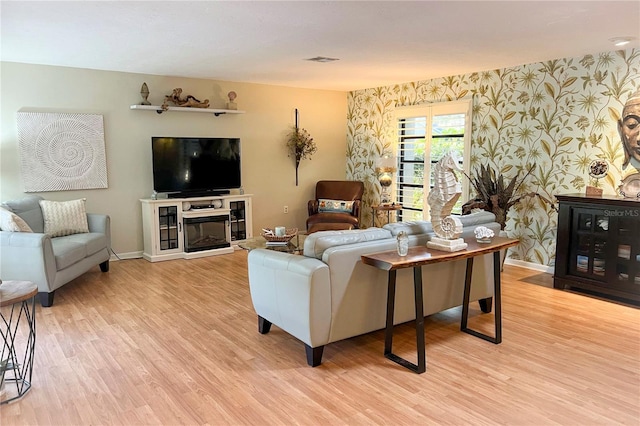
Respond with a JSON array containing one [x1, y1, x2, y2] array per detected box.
[[394, 100, 472, 222]]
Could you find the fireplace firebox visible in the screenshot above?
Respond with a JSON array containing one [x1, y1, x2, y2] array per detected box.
[[183, 214, 230, 253]]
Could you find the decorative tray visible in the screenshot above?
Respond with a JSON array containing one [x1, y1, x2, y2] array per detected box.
[[261, 228, 298, 243]]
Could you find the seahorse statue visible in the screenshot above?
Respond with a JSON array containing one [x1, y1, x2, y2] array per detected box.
[[427, 153, 463, 240]]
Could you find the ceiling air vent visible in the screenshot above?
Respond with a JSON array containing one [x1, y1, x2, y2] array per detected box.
[[306, 56, 340, 63]]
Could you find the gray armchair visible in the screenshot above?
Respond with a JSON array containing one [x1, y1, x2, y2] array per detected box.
[[0, 195, 111, 307]]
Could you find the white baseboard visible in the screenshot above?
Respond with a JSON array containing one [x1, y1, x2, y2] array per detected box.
[[110, 251, 143, 261], [504, 258, 553, 274]]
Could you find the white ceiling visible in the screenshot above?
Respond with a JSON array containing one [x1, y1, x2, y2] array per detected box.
[[1, 1, 639, 91]]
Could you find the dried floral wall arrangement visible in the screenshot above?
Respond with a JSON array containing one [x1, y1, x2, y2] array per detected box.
[[286, 108, 317, 186]]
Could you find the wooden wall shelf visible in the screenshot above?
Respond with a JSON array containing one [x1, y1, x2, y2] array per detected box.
[[130, 105, 245, 116]]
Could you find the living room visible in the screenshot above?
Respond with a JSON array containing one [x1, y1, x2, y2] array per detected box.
[[1, 1, 639, 424]]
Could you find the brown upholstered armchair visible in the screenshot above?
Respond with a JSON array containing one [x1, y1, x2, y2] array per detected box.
[[306, 180, 364, 230]]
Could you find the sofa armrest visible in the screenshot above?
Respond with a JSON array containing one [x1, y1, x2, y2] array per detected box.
[[0, 231, 56, 293], [87, 214, 111, 250], [247, 249, 332, 347]]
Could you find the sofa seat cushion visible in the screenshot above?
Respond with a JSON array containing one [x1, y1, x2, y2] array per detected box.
[[51, 238, 87, 270], [51, 233, 107, 270], [304, 228, 392, 259], [307, 212, 359, 226], [63, 233, 108, 256]]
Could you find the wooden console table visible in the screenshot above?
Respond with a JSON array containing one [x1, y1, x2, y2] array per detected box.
[[361, 237, 518, 373]]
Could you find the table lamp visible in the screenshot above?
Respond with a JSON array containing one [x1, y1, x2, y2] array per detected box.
[[376, 154, 397, 205]]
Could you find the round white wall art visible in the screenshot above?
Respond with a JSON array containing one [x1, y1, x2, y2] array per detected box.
[[16, 112, 108, 192]]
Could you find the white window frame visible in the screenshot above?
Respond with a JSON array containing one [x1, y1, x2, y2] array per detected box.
[[393, 99, 472, 221]]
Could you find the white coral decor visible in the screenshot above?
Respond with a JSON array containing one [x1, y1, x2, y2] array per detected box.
[[474, 226, 495, 241]]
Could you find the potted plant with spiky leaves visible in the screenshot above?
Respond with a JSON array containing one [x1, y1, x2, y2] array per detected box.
[[463, 164, 555, 230]]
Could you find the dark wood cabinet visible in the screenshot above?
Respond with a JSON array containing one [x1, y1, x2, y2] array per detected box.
[[554, 194, 640, 303]]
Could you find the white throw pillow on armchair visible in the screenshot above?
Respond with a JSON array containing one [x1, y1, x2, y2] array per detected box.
[[0, 206, 33, 232], [39, 198, 89, 237]]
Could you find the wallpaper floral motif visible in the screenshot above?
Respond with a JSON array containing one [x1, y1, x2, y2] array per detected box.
[[347, 48, 639, 267]]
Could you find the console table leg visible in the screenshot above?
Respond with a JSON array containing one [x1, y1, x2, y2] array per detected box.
[[493, 251, 502, 344], [461, 252, 503, 344], [413, 266, 426, 373], [383, 270, 397, 356], [384, 267, 426, 374], [461, 258, 474, 330]]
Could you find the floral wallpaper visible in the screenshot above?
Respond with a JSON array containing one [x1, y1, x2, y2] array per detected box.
[[347, 48, 640, 267]]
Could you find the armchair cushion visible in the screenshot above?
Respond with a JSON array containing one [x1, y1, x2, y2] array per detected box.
[[40, 198, 89, 237], [318, 199, 355, 213], [51, 239, 88, 270], [0, 206, 33, 232]]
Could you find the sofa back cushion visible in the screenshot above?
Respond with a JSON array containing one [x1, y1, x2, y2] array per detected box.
[[303, 228, 392, 259], [383, 221, 433, 236], [383, 210, 497, 236], [457, 210, 497, 227], [1, 195, 45, 233]]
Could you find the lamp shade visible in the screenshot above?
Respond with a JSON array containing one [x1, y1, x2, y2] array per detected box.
[[376, 154, 397, 174]]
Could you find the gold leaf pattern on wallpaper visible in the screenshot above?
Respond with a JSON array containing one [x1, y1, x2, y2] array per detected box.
[[347, 48, 640, 267]]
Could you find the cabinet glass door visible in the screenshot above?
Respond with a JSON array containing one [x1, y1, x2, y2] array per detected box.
[[158, 206, 180, 250], [570, 209, 608, 281], [616, 217, 640, 287], [229, 200, 246, 241]]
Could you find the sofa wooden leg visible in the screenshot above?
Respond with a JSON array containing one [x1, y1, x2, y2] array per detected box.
[[305, 344, 324, 367], [99, 260, 109, 272], [478, 297, 493, 313], [258, 316, 272, 334], [39, 291, 55, 307]]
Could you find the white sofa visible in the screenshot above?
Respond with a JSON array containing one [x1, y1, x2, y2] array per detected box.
[[0, 195, 111, 307], [248, 211, 502, 366]]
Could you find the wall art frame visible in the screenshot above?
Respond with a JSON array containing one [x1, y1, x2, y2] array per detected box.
[[16, 112, 108, 192]]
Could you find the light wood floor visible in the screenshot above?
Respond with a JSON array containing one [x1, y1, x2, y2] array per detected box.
[[1, 251, 639, 425]]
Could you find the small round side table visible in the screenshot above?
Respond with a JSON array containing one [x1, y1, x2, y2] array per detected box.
[[0, 280, 37, 404], [372, 203, 403, 227]]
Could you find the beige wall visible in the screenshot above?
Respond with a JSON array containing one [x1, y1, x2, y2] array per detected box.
[[0, 62, 347, 256]]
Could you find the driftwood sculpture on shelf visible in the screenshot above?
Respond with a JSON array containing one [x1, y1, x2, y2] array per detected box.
[[161, 88, 210, 110]]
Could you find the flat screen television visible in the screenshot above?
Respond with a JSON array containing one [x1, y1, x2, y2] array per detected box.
[[152, 137, 241, 197]]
